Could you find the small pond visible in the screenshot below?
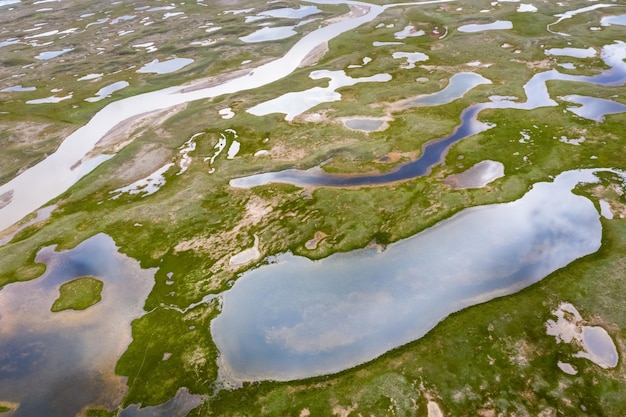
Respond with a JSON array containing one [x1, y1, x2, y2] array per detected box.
[[601, 14, 626, 27], [239, 26, 297, 43], [136, 57, 194, 74], [34, 48, 73, 60], [545, 47, 596, 58], [458, 20, 512, 33], [342, 118, 386, 132], [396, 72, 491, 109], [85, 81, 129, 102]]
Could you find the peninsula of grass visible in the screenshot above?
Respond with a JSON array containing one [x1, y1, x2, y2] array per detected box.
[[51, 276, 104, 312]]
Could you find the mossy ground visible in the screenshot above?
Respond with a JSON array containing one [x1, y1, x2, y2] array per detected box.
[[1, 0, 625, 414], [50, 276, 103, 312]]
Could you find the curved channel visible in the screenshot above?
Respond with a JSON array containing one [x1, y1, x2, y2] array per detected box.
[[0, 0, 453, 232], [230, 41, 626, 189]]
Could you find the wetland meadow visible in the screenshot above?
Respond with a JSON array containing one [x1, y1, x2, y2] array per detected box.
[[1, 0, 626, 416]]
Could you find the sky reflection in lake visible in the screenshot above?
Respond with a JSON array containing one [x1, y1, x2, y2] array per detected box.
[[214, 169, 613, 383], [0, 234, 155, 416]]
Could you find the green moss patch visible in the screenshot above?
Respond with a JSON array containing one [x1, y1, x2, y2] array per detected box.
[[51, 276, 103, 312]]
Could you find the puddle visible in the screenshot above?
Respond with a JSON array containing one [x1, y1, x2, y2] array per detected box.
[[85, 81, 129, 102], [219, 107, 234, 119], [547, 302, 619, 369], [517, 4, 537, 12], [136, 57, 194, 74], [227, 141, 240, 160], [394, 25, 425, 39], [26, 94, 72, 104], [458, 20, 512, 33], [557, 361, 578, 375], [373, 41, 403, 46], [77, 73, 103, 81], [392, 51, 429, 69], [109, 163, 174, 199], [34, 48, 73, 60], [257, 6, 320, 19], [247, 70, 391, 121], [574, 326, 619, 368], [545, 47, 596, 58], [1, 85, 36, 92], [342, 117, 387, 132], [239, 26, 297, 43]]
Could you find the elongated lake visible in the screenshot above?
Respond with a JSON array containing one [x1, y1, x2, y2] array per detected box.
[[214, 169, 615, 383]]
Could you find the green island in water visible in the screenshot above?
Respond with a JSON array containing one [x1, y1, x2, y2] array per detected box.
[[0, 0, 625, 415], [51, 276, 104, 312]]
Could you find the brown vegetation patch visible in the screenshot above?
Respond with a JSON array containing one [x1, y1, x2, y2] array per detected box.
[[299, 42, 329, 68], [305, 231, 328, 250], [175, 195, 274, 280], [510, 59, 553, 70], [88, 103, 188, 157], [109, 144, 173, 184], [0, 190, 13, 210]]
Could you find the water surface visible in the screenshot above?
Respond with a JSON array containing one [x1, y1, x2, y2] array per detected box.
[[240, 26, 297, 43], [137, 58, 194, 74], [458, 20, 512, 33], [600, 13, 626, 27], [0, 234, 155, 416], [247, 70, 391, 121], [562, 94, 626, 122], [34, 48, 73, 60], [85, 81, 130, 102], [231, 41, 626, 189], [395, 72, 491, 109], [215, 169, 610, 382], [545, 47, 596, 58], [343, 118, 386, 132], [0, 0, 403, 231]]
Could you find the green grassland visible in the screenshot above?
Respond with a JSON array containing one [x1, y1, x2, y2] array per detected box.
[[0, 0, 625, 415], [50, 276, 103, 311]]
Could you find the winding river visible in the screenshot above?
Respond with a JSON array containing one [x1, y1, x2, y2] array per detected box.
[[230, 41, 626, 188], [0, 0, 453, 232]]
